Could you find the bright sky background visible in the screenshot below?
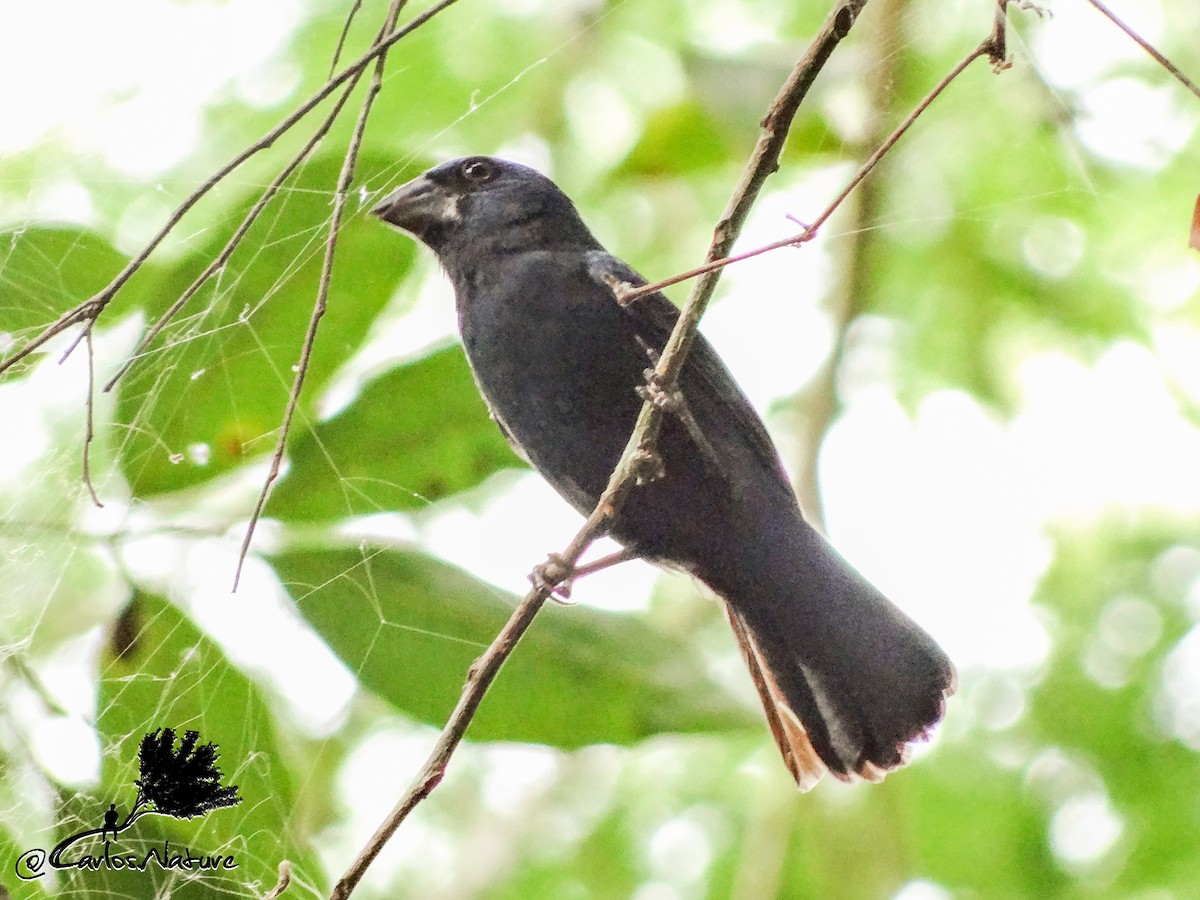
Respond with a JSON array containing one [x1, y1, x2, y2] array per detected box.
[[2, 0, 1199, 888]]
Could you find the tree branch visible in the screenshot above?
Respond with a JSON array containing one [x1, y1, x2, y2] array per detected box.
[[102, 65, 368, 393], [793, 0, 916, 526], [332, 1, 1021, 891], [81, 327, 104, 508], [330, 1, 879, 896], [330, 0, 370, 77], [1084, 0, 1200, 100], [0, 0, 462, 381], [618, 26, 1003, 309], [233, 0, 408, 591]]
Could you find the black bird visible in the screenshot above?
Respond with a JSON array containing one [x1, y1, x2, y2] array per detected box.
[[371, 156, 955, 788]]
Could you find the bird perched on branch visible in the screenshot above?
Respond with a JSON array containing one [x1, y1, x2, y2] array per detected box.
[[371, 156, 955, 788]]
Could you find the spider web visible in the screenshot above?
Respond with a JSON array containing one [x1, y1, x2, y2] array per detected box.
[[0, 2, 665, 896], [3, 0, 1199, 898]]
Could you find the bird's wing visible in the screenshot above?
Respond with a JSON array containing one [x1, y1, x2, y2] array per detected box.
[[584, 252, 792, 489]]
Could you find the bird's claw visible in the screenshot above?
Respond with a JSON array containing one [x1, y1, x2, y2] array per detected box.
[[1013, 0, 1050, 18], [598, 271, 639, 308], [631, 447, 666, 485], [636, 368, 683, 413], [529, 553, 576, 604]]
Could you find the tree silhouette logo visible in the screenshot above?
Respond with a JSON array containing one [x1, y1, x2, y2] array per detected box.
[[128, 727, 242, 825], [15, 727, 243, 880]]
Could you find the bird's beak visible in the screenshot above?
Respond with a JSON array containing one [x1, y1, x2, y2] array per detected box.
[[370, 174, 456, 240]]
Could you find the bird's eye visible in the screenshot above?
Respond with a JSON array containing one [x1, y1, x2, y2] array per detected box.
[[460, 159, 496, 184]]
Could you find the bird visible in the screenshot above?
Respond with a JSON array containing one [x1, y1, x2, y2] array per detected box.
[[371, 156, 955, 788]]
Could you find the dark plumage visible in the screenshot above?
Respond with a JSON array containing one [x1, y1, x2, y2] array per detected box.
[[371, 156, 955, 788]]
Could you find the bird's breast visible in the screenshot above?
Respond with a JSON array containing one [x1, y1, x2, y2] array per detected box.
[[455, 251, 650, 512]]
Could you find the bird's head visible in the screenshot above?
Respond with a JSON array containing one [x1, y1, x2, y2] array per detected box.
[[370, 156, 600, 258]]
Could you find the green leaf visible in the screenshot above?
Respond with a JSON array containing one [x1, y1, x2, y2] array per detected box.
[[620, 101, 735, 176], [272, 545, 756, 748], [81, 590, 321, 898], [268, 345, 523, 521], [0, 228, 160, 383], [0, 228, 153, 335], [115, 152, 415, 497]]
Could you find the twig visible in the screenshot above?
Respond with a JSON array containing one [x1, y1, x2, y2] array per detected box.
[[81, 327, 104, 508], [262, 860, 293, 900], [794, 0, 910, 527], [329, 518, 604, 900], [103, 69, 369, 393], [0, 0, 462, 381], [330, 0, 370, 77], [538, 546, 639, 604], [336, 0, 1015, 891], [330, 2, 876, 897], [233, 0, 407, 591], [1083, 0, 1200, 100], [614, 11, 1008, 307], [796, 0, 1012, 524]]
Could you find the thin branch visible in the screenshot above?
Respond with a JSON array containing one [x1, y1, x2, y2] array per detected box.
[[330, 0, 370, 77], [81, 327, 104, 508], [539, 546, 640, 604], [0, 0, 462, 381], [794, 0, 911, 528], [560, 546, 639, 583], [336, 0, 1013, 892], [1084, 0, 1200, 100], [330, 517, 603, 900], [331, 2, 876, 896], [233, 0, 407, 591], [626, 0, 871, 351], [606, 0, 882, 527], [262, 860, 293, 900], [0, 299, 104, 380], [619, 38, 999, 308], [104, 76, 368, 393]]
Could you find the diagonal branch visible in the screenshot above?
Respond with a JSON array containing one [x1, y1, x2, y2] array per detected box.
[[617, 31, 1004, 308], [81, 327, 104, 508], [232, 0, 408, 591], [103, 68, 370, 393], [1084, 0, 1200, 100], [796, 0, 1006, 525], [330, 0, 882, 896], [0, 0, 461, 381], [330, 0, 370, 77], [332, 1, 1020, 893]]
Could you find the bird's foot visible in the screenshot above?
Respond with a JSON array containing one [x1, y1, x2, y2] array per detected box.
[[639, 369, 723, 474], [630, 446, 666, 485], [587, 253, 642, 307], [529, 553, 576, 605], [603, 273, 640, 307], [636, 368, 683, 413]]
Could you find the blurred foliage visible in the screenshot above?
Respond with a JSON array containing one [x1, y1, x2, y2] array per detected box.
[[1, 0, 1199, 898], [83, 590, 321, 897], [268, 346, 522, 520], [114, 152, 417, 496], [273, 545, 755, 745]]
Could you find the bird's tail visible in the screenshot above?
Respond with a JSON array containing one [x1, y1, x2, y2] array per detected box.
[[699, 522, 956, 788]]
